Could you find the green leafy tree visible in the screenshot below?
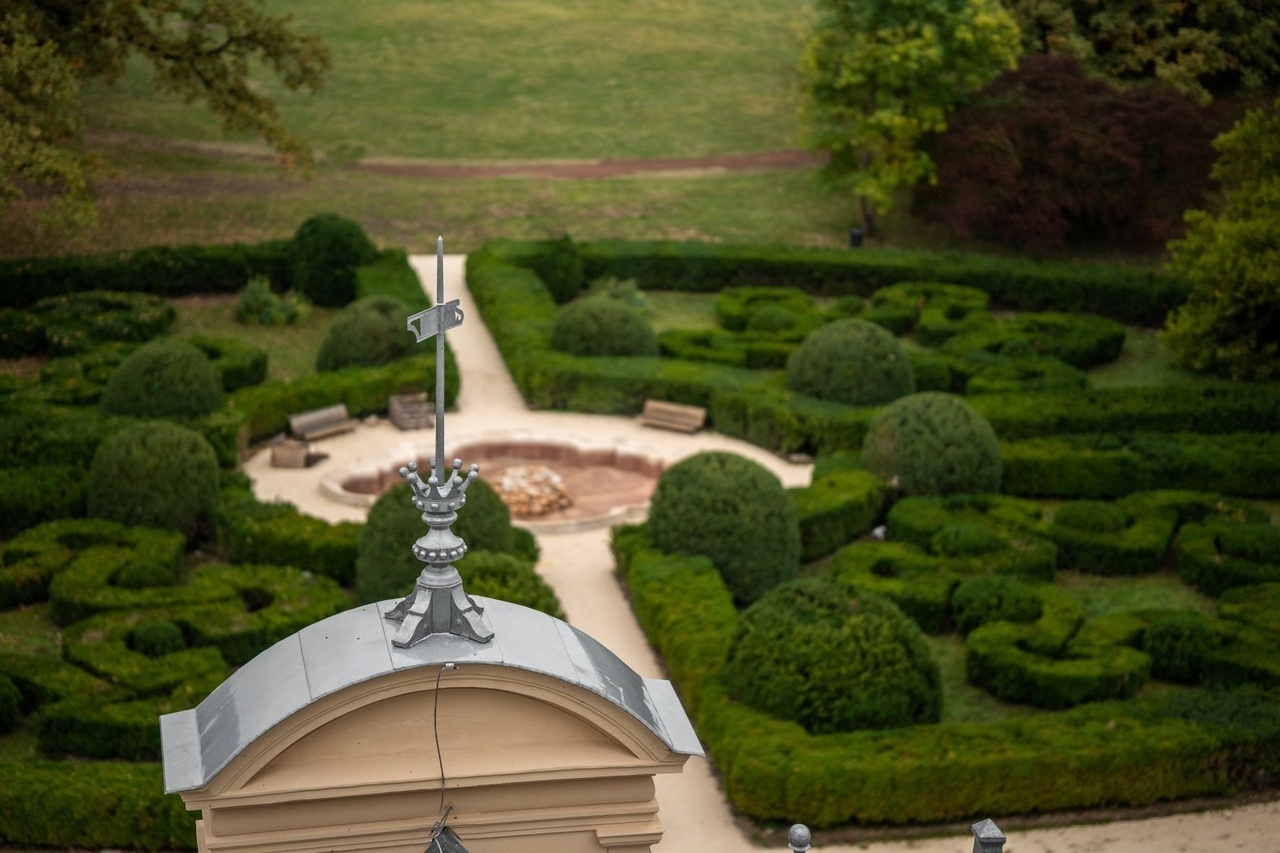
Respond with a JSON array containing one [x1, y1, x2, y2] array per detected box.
[[1161, 99, 1280, 381], [0, 1, 329, 230], [798, 0, 1021, 233], [1004, 0, 1280, 101]]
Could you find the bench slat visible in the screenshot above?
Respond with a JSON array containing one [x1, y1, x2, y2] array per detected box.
[[640, 399, 706, 434], [289, 403, 358, 441]]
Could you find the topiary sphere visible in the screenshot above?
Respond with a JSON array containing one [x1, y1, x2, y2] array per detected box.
[[647, 451, 800, 606], [315, 295, 414, 372], [356, 479, 518, 605], [100, 338, 222, 419], [724, 579, 941, 734], [861, 392, 1002, 496], [550, 297, 658, 357], [87, 421, 220, 537], [291, 213, 378, 307], [786, 318, 915, 406], [747, 305, 798, 334]]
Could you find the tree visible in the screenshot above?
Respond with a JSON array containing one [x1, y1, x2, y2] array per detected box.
[[1003, 0, 1280, 101], [797, 0, 1021, 233], [1161, 98, 1280, 381], [1, 1, 329, 230]]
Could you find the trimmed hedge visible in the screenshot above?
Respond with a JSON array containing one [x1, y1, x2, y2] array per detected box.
[[0, 240, 293, 309], [1046, 496, 1180, 575], [551, 296, 659, 357], [786, 318, 916, 406], [789, 468, 886, 560], [216, 486, 361, 586], [861, 393, 1002, 496], [29, 290, 175, 355], [291, 213, 378, 307], [0, 466, 87, 539], [1002, 432, 1280, 499], [315, 295, 416, 372], [614, 525, 1280, 827], [1179, 522, 1280, 596], [577, 240, 1189, 325], [187, 335, 268, 392], [828, 541, 962, 633], [100, 339, 223, 419]]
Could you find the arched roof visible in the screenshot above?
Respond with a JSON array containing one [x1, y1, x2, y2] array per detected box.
[[161, 597, 702, 794]]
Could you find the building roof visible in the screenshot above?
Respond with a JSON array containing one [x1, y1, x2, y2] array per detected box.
[[161, 597, 703, 794]]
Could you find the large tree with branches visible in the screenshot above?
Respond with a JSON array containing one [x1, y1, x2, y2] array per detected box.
[[0, 0, 329, 230]]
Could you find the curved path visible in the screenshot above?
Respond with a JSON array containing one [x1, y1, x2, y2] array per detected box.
[[244, 255, 1280, 853]]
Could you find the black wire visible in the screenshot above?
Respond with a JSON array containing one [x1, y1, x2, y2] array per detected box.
[[425, 664, 451, 851]]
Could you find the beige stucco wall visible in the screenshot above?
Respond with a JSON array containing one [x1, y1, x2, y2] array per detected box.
[[177, 664, 690, 853]]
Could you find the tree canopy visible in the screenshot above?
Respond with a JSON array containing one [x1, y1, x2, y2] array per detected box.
[[1162, 98, 1280, 381], [798, 0, 1021, 233], [0, 0, 329, 230], [1003, 0, 1280, 101]]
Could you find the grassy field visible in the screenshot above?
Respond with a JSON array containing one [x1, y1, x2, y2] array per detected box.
[[79, 0, 811, 161], [170, 295, 339, 381]]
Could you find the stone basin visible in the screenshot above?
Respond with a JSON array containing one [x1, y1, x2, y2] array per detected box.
[[322, 433, 666, 533]]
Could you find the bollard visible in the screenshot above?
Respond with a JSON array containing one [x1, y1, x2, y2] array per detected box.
[[848, 228, 864, 248], [971, 818, 1006, 853], [788, 824, 812, 852]]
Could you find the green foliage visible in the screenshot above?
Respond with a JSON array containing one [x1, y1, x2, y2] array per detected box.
[[100, 338, 222, 418], [291, 214, 378, 307], [931, 522, 1005, 557], [235, 275, 307, 325], [790, 468, 887, 560], [1163, 99, 1280, 381], [951, 575, 1042, 635], [1004, 0, 1280, 99], [184, 335, 268, 393], [862, 392, 1002, 495], [786, 318, 915, 406], [940, 311, 1126, 370], [454, 478, 516, 555], [315, 294, 414, 372], [0, 307, 45, 357], [798, 0, 1020, 229], [1179, 521, 1280, 596], [354, 482, 559, 617], [829, 541, 961, 633], [31, 290, 174, 355], [1143, 613, 1221, 684], [216, 485, 361, 586], [0, 674, 19, 733], [724, 579, 942, 734], [716, 286, 817, 332], [746, 304, 799, 334], [648, 451, 801, 606], [529, 236, 586, 305], [0, 466, 87, 539], [1056, 500, 1125, 530], [132, 621, 187, 658], [86, 422, 220, 537], [1219, 525, 1280, 563], [0, 240, 293, 309], [550, 296, 659, 357], [0, 2, 328, 233]]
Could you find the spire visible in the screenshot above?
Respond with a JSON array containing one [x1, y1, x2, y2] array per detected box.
[[384, 238, 494, 647]]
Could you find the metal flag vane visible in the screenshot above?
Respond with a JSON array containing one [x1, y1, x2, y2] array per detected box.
[[385, 237, 494, 648]]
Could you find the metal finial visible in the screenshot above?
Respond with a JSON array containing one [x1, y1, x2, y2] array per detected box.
[[788, 824, 811, 852], [388, 238, 493, 647]]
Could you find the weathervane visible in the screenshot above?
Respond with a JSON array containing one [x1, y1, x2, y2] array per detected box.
[[384, 237, 494, 647]]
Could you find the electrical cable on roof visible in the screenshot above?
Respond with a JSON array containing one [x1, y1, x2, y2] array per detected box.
[[424, 663, 456, 852]]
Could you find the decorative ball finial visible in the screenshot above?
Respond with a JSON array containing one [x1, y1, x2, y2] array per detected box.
[[788, 824, 812, 852]]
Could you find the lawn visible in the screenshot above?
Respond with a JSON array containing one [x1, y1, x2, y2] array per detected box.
[[169, 295, 339, 381]]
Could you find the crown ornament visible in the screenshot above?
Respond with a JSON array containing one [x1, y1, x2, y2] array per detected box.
[[384, 238, 494, 647]]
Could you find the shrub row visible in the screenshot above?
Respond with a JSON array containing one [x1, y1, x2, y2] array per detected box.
[[0, 466, 87, 539], [576, 240, 1189, 325], [0, 240, 293, 309], [613, 525, 1280, 826], [789, 469, 886, 560], [217, 485, 362, 586], [1002, 432, 1280, 498]]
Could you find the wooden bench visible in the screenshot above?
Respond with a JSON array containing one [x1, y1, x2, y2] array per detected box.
[[288, 403, 359, 442], [639, 399, 707, 434]]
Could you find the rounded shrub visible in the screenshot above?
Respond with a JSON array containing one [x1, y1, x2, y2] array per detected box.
[[724, 579, 941, 734], [0, 674, 19, 734], [100, 338, 222, 419], [951, 576, 1043, 635], [861, 392, 1003, 496], [132, 621, 187, 658], [86, 421, 220, 537], [1142, 612, 1221, 683], [647, 451, 800, 606], [315, 295, 414, 372], [356, 480, 521, 605], [550, 296, 658, 357], [291, 213, 378, 307], [530, 236, 586, 305], [786, 318, 915, 406], [1053, 500, 1129, 533]]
